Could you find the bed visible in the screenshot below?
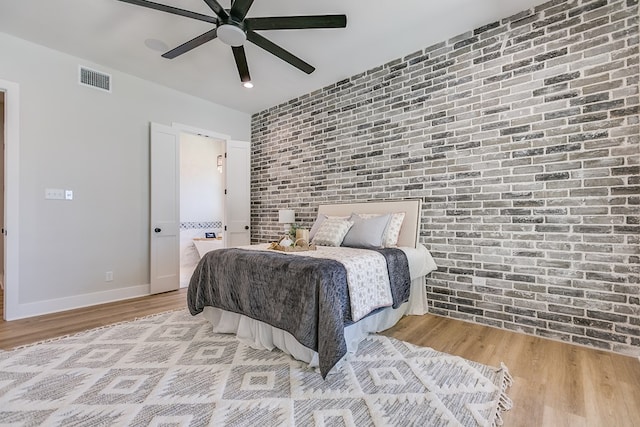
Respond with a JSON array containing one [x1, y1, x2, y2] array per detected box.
[[187, 199, 437, 377]]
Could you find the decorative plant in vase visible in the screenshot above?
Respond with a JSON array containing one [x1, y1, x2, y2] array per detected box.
[[289, 223, 301, 240]]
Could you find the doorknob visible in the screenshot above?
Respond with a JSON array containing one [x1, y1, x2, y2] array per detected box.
[[154, 227, 162, 233], [245, 226, 249, 230]]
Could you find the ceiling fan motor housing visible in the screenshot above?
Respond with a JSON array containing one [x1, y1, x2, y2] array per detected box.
[[217, 23, 247, 46]]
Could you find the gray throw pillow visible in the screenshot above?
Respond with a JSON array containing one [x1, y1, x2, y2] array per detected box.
[[341, 213, 391, 249]]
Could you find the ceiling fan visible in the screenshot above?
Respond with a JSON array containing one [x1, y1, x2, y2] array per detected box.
[[117, 0, 347, 87]]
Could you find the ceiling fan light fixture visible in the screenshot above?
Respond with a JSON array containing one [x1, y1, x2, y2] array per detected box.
[[217, 24, 246, 46]]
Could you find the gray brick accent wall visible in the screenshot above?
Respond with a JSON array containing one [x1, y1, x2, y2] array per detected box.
[[251, 0, 640, 356]]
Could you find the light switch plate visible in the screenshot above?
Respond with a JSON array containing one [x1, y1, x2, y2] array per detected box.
[[65, 190, 73, 200], [45, 188, 65, 200]]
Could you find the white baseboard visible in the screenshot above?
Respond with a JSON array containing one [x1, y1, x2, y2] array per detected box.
[[5, 284, 150, 321]]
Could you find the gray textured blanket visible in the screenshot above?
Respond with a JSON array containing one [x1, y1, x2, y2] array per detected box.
[[187, 247, 410, 377]]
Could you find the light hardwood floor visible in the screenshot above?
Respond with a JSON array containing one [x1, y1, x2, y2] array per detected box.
[[383, 315, 640, 426], [0, 288, 188, 349], [1, 289, 639, 426]]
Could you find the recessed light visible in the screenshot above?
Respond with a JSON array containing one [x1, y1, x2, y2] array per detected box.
[[144, 38, 169, 52]]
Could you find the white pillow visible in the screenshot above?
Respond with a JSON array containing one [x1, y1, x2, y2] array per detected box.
[[311, 217, 354, 247], [357, 212, 405, 247], [342, 213, 391, 248]]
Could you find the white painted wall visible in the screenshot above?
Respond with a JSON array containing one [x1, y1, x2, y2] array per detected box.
[[0, 32, 250, 317]]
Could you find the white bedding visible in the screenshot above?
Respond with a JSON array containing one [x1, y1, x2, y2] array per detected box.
[[202, 244, 437, 369]]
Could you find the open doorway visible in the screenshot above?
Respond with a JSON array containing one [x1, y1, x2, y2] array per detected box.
[[178, 133, 225, 287]]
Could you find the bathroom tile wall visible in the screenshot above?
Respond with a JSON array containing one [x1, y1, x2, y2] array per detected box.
[[179, 221, 223, 231], [250, 0, 640, 356]]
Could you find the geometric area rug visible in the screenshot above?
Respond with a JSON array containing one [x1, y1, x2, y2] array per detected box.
[[0, 310, 512, 426]]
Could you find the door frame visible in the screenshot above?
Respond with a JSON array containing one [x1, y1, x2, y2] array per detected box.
[[1, 79, 20, 321], [172, 122, 231, 145]]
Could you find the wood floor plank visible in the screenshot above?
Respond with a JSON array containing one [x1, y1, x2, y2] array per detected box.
[[0, 288, 188, 349], [381, 313, 640, 426], [1, 289, 639, 426], [541, 405, 586, 427]]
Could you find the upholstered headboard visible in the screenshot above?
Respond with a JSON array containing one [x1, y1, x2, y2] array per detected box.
[[317, 199, 422, 248]]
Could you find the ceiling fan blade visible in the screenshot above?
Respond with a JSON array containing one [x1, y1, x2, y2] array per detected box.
[[232, 46, 251, 83], [230, 0, 255, 21], [162, 28, 218, 59], [202, 0, 229, 20], [116, 0, 216, 24], [246, 15, 347, 31], [247, 31, 315, 74]]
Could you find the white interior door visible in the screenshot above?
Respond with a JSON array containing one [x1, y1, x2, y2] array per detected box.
[[224, 140, 251, 247], [150, 123, 180, 294], [2, 79, 19, 320], [1, 91, 5, 291]]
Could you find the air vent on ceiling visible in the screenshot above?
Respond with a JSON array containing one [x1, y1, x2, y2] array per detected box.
[[78, 66, 111, 93]]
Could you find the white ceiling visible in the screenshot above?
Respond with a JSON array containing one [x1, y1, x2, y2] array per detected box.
[[0, 0, 544, 114]]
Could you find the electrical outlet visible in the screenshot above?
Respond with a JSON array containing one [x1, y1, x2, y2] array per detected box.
[[105, 271, 113, 282], [65, 190, 73, 200]]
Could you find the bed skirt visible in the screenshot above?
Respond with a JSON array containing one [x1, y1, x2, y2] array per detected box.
[[201, 275, 428, 369]]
